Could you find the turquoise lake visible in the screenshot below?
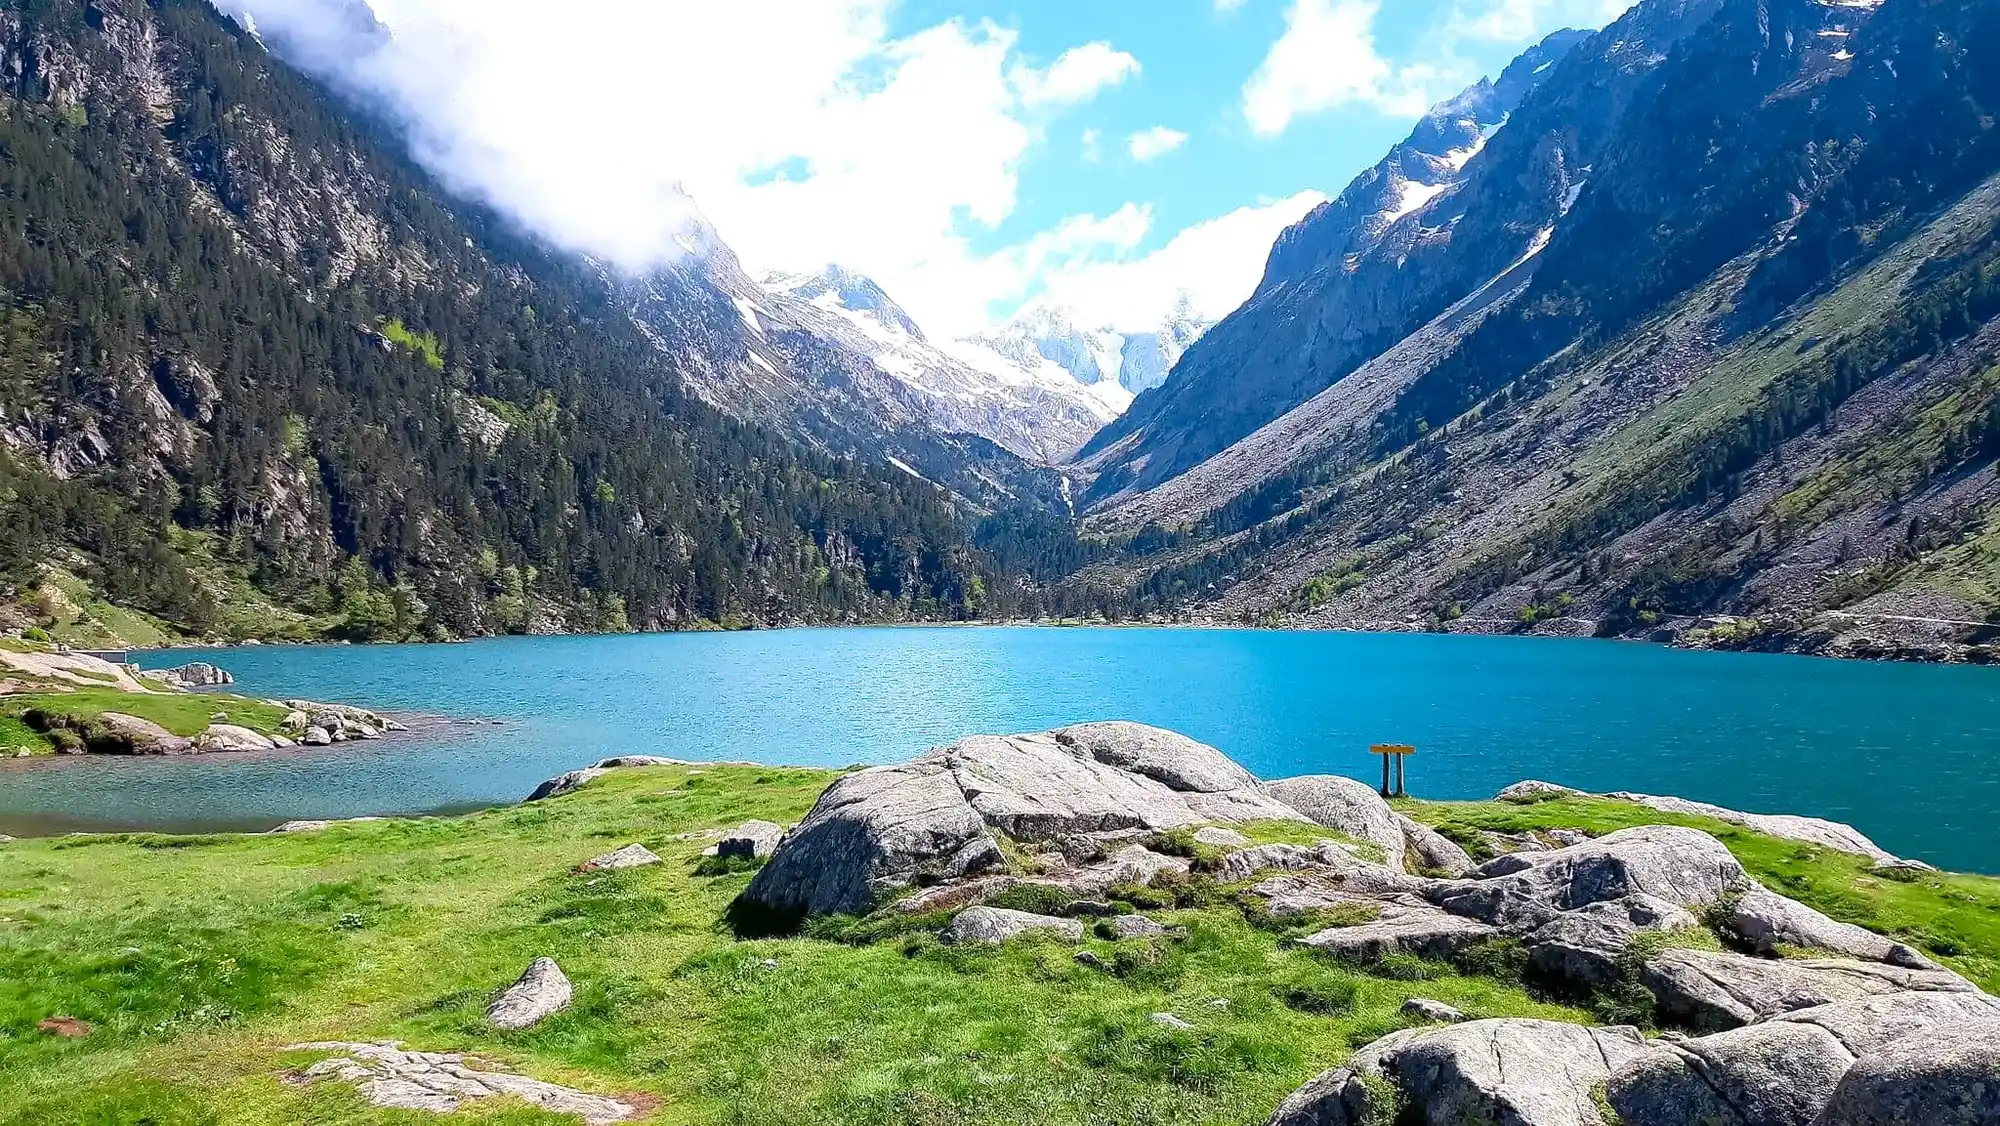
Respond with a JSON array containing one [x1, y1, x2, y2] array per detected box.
[[1, 628, 1997, 871]]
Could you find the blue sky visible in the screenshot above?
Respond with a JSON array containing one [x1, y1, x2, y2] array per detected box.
[[240, 0, 1632, 336]]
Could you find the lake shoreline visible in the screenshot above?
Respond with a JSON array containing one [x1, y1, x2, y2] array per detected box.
[[130, 614, 2000, 669]]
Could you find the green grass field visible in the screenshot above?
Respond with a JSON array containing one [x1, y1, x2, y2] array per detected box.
[[1, 766, 1994, 1125]]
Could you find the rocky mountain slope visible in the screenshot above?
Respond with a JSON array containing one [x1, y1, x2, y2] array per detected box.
[[758, 265, 1118, 465], [1073, 26, 1592, 499], [1074, 0, 2000, 660], [0, 0, 1035, 643], [964, 298, 1214, 411]]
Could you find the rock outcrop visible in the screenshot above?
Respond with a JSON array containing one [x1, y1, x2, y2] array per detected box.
[[197, 723, 276, 752], [151, 661, 232, 689], [1261, 775, 1406, 869], [1815, 1017, 2000, 1125], [738, 723, 1308, 920], [1605, 992, 2000, 1126], [486, 958, 572, 1031], [287, 1041, 635, 1124], [1642, 948, 1974, 1032], [1268, 1019, 1650, 1126]]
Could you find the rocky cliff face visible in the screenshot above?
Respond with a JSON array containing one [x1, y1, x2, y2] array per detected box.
[[1076, 0, 2000, 659], [1073, 26, 1594, 501]]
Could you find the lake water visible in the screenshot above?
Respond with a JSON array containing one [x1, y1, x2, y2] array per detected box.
[[1, 628, 1997, 871]]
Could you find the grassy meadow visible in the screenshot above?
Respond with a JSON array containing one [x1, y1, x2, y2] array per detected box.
[[0, 763, 1994, 1125]]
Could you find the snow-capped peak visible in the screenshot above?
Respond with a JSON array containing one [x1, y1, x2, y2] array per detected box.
[[765, 264, 926, 342]]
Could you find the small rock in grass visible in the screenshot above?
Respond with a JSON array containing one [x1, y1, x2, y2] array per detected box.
[[1107, 914, 1170, 940], [487, 957, 572, 1031], [1401, 998, 1466, 1023], [1075, 950, 1110, 971], [1150, 1012, 1195, 1031], [1064, 899, 1119, 917], [716, 820, 784, 861], [940, 906, 1084, 946], [759, 958, 779, 970], [577, 843, 661, 872], [1206, 998, 1231, 1010]]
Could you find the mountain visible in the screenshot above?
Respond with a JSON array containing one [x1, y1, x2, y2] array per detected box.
[[1073, 27, 1592, 501], [1077, 0, 2000, 659], [0, 0, 1042, 643], [962, 297, 1213, 412], [756, 265, 1118, 465]]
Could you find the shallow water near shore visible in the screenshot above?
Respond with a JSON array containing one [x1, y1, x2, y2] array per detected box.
[[2, 627, 1997, 870]]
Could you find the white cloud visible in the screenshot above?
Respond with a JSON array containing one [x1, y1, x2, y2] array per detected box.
[[1242, 0, 1453, 135], [1242, 0, 1636, 137], [1127, 126, 1188, 162], [1446, 0, 1635, 42], [227, 1, 1166, 337], [1013, 41, 1142, 107], [1081, 127, 1103, 162], [1036, 191, 1326, 329]]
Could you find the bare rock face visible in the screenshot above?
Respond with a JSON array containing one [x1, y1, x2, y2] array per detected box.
[[1604, 792, 1914, 868], [1262, 775, 1407, 870], [486, 958, 572, 1031], [738, 723, 1303, 920], [1268, 1019, 1649, 1126], [1397, 813, 1475, 877], [95, 712, 194, 755], [1606, 992, 2000, 1126], [1815, 1018, 2000, 1126], [1642, 948, 1975, 1032], [1106, 913, 1170, 940], [288, 1041, 635, 1124], [717, 820, 784, 861], [939, 906, 1084, 946], [578, 844, 661, 872]]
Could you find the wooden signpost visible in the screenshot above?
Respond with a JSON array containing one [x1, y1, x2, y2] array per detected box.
[[1370, 744, 1415, 798]]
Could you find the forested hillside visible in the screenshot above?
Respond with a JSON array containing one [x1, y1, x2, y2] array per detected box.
[[0, 0, 1039, 644]]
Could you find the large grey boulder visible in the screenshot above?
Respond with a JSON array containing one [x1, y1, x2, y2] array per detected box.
[[1725, 885, 1938, 969], [939, 906, 1084, 945], [1643, 948, 1976, 1032], [1216, 841, 1423, 894], [1522, 894, 1700, 989], [716, 820, 784, 861], [1816, 1018, 2000, 1125], [486, 958, 572, 1031], [1606, 992, 2000, 1126], [739, 724, 1302, 920], [1262, 775, 1407, 870], [1269, 1019, 1649, 1126], [1397, 813, 1475, 877], [1609, 1019, 1855, 1126], [1433, 826, 1745, 926]]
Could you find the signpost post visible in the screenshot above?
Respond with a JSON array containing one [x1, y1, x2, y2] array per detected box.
[[1369, 744, 1415, 798]]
